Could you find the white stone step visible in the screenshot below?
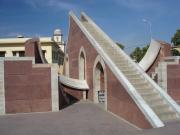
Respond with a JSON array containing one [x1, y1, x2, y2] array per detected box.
[[125, 73, 142, 79], [158, 111, 178, 121], [119, 65, 132, 70], [109, 55, 124, 60], [136, 87, 152, 91], [141, 91, 158, 97], [145, 97, 164, 106], [151, 104, 171, 114], [132, 82, 149, 87], [137, 89, 153, 95], [113, 60, 128, 65], [122, 70, 137, 75], [110, 57, 124, 62], [128, 78, 145, 84]]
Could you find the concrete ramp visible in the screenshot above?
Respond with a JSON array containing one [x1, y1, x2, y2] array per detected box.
[[69, 11, 180, 128], [139, 39, 161, 71]]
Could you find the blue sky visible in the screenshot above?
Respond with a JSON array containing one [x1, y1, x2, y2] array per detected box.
[[0, 0, 180, 53]]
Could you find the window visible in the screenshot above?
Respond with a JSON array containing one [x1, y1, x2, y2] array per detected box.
[[52, 51, 55, 59], [42, 50, 46, 57], [12, 51, 17, 56], [12, 51, 25, 57], [19, 51, 25, 57], [0, 51, 6, 57]]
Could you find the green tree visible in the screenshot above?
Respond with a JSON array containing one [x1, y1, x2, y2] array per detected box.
[[116, 42, 124, 50], [171, 29, 180, 56], [142, 45, 149, 57], [130, 45, 149, 62], [171, 49, 180, 56], [171, 29, 180, 46]]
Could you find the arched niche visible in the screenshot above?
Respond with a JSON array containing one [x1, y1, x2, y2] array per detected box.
[[78, 46, 87, 99], [65, 54, 69, 77], [93, 55, 107, 109]]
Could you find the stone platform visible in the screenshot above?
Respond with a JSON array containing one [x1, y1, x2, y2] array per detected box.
[[0, 101, 180, 135]]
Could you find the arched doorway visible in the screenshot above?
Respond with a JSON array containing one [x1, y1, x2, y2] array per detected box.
[[93, 56, 107, 109], [78, 47, 87, 100]]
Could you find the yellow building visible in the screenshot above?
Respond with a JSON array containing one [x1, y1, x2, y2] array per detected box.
[[0, 29, 65, 66]]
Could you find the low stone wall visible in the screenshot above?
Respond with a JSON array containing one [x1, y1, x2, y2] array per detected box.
[[154, 57, 180, 103], [167, 64, 180, 102], [4, 59, 51, 113], [0, 57, 59, 114]]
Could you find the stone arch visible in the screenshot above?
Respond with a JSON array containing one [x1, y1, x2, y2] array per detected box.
[[65, 54, 69, 77], [78, 46, 87, 99], [93, 55, 107, 109]]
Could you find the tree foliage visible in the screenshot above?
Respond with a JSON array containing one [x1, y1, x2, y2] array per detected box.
[[171, 29, 180, 46], [116, 42, 124, 50], [171, 49, 180, 56], [171, 29, 180, 56], [130, 45, 149, 62]]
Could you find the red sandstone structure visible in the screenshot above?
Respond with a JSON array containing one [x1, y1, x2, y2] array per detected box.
[[138, 39, 180, 103], [62, 12, 180, 129], [0, 12, 180, 130], [0, 39, 59, 114], [139, 39, 171, 76]]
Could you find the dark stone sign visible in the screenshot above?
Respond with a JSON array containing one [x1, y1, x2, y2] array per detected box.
[[98, 90, 105, 103]]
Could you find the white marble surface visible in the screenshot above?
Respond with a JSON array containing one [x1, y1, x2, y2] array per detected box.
[[139, 39, 161, 71], [51, 64, 59, 112], [59, 75, 89, 90]]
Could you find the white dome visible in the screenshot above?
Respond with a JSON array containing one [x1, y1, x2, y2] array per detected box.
[[54, 29, 61, 35]]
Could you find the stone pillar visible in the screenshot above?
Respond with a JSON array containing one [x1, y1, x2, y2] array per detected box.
[[5, 51, 12, 57], [0, 59, 5, 114], [51, 64, 59, 111]]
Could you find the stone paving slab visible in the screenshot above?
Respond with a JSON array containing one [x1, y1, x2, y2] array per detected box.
[[139, 121, 180, 135], [0, 101, 180, 135]]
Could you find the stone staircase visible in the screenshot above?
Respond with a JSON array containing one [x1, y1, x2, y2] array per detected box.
[[81, 20, 179, 122]]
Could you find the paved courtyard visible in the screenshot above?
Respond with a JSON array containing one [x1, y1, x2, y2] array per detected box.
[[0, 101, 180, 135]]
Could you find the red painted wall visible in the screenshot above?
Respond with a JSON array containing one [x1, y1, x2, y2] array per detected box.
[[4, 60, 52, 113]]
